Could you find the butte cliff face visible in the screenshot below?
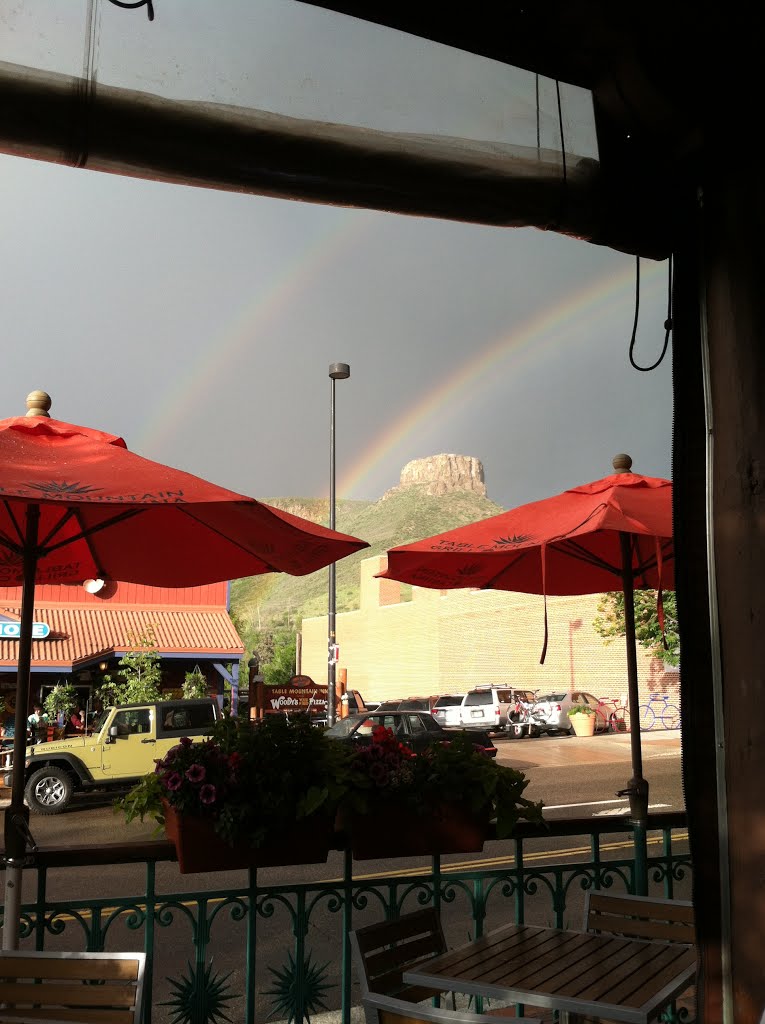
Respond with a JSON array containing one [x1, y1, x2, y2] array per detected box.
[[383, 454, 487, 499]]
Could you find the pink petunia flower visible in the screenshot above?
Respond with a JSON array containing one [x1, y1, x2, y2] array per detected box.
[[164, 772, 182, 791], [186, 764, 206, 784], [200, 784, 217, 805]]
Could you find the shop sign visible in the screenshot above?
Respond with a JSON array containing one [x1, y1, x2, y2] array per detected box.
[[0, 621, 51, 639], [265, 675, 327, 714]]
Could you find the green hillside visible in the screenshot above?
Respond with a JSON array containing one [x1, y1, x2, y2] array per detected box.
[[230, 487, 506, 631]]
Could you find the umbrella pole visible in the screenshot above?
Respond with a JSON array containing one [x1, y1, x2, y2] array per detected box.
[[2, 505, 39, 950], [618, 531, 649, 896]]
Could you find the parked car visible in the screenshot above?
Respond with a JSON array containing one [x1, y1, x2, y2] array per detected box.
[[528, 690, 611, 735], [324, 710, 497, 757], [431, 693, 467, 728], [374, 696, 440, 713], [459, 686, 536, 733], [4, 698, 220, 815]]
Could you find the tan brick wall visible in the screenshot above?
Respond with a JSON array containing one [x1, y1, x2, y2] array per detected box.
[[302, 555, 679, 708]]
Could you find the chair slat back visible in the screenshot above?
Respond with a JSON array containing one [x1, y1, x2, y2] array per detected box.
[[584, 893, 695, 944], [349, 909, 447, 1002], [0, 950, 145, 1023], [364, 991, 546, 1024]]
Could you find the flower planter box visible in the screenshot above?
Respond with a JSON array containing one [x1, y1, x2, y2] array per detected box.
[[343, 803, 488, 860], [162, 802, 334, 873]]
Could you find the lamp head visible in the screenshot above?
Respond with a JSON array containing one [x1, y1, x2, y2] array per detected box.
[[329, 362, 350, 380]]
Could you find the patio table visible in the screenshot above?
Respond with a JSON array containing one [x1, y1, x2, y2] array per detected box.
[[402, 922, 696, 1024]]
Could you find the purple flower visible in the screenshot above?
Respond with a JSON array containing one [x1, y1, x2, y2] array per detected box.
[[164, 772, 182, 791], [200, 784, 217, 805], [368, 761, 389, 786], [185, 764, 206, 784]]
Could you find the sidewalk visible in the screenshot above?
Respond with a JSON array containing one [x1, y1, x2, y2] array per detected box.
[[496, 728, 681, 771]]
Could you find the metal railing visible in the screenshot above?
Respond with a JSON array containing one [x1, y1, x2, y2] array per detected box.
[[1, 812, 691, 1024]]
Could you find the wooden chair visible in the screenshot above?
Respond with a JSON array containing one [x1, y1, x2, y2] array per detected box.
[[360, 992, 540, 1024], [0, 949, 145, 1023], [349, 910, 551, 1024], [584, 892, 695, 944], [349, 908, 451, 1007]]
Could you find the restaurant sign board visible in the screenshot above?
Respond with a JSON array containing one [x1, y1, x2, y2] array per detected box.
[[264, 674, 327, 715]]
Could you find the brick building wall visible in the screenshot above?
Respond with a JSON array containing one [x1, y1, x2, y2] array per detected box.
[[302, 555, 679, 706]]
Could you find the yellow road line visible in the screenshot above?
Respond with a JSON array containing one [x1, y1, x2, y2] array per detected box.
[[43, 832, 689, 920], [321, 832, 689, 882]]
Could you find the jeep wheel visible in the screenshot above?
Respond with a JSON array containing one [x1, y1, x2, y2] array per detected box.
[[25, 766, 73, 814]]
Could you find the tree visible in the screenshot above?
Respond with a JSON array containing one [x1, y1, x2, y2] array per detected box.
[[263, 630, 296, 687], [98, 627, 163, 705], [593, 591, 680, 666]]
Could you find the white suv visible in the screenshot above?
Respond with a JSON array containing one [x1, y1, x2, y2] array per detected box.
[[431, 693, 467, 728], [459, 687, 517, 733]]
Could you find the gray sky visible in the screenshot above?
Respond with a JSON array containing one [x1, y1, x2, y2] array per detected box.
[[0, 1, 673, 511]]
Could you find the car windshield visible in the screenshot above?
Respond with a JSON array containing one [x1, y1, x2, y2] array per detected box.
[[463, 692, 492, 706], [434, 695, 465, 707], [536, 693, 567, 703], [324, 718, 359, 738], [89, 710, 109, 732]]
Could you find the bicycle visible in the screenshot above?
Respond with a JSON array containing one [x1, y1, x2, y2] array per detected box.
[[598, 696, 631, 733], [637, 693, 680, 731]]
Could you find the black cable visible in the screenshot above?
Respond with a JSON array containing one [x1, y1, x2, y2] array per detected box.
[[629, 254, 673, 372], [105, 0, 154, 20]]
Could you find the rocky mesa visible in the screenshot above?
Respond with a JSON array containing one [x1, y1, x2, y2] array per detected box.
[[383, 454, 487, 499]]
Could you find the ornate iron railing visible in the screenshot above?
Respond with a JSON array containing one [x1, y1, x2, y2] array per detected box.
[[1, 812, 690, 1024]]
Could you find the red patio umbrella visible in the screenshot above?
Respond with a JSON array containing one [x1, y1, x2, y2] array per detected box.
[[0, 391, 368, 946], [381, 454, 673, 894]]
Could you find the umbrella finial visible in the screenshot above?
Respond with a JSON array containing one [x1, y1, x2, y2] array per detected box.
[[612, 453, 632, 474], [25, 391, 51, 417]]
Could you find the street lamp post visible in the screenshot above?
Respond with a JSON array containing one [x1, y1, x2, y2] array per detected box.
[[327, 362, 350, 727]]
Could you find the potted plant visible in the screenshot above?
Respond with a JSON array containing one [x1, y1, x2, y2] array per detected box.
[[119, 713, 354, 872], [339, 726, 544, 859], [43, 682, 77, 738], [567, 704, 597, 737]]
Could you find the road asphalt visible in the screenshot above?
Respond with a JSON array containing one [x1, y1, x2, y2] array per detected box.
[[0, 730, 680, 810]]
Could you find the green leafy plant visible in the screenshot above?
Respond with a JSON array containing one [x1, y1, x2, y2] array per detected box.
[[43, 682, 77, 720], [118, 713, 355, 849], [97, 627, 162, 706], [182, 666, 208, 699], [567, 704, 596, 716], [594, 590, 680, 666], [345, 726, 544, 838]]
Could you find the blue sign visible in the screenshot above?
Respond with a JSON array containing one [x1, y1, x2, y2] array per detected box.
[[0, 622, 51, 640]]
